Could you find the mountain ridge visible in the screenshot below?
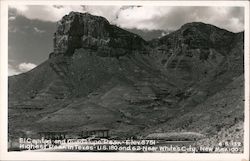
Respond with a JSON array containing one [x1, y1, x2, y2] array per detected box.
[[8, 12, 244, 148]]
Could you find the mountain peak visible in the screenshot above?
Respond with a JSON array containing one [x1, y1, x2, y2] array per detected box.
[[52, 12, 111, 56], [180, 22, 207, 28], [63, 11, 110, 24], [52, 12, 146, 57], [179, 21, 235, 34], [154, 21, 236, 54]]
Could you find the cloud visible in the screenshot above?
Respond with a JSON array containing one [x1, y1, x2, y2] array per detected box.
[[115, 6, 244, 32], [8, 16, 16, 21], [18, 62, 37, 72], [33, 27, 45, 33], [9, 5, 85, 22], [8, 62, 37, 76], [8, 64, 20, 76], [9, 5, 244, 32]]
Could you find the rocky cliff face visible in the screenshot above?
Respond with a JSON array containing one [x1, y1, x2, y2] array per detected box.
[[8, 12, 244, 148], [52, 12, 147, 58]]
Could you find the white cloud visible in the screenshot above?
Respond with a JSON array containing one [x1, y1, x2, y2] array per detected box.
[[18, 62, 37, 72], [9, 5, 28, 12], [83, 6, 121, 23], [115, 6, 244, 32], [8, 62, 37, 76], [33, 27, 45, 33], [8, 16, 16, 21], [9, 5, 85, 22], [9, 5, 244, 32], [8, 64, 20, 76]]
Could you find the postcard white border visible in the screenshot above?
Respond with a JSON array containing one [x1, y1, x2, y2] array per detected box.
[[0, 1, 249, 161]]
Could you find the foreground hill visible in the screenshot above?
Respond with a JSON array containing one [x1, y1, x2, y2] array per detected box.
[[8, 12, 244, 149]]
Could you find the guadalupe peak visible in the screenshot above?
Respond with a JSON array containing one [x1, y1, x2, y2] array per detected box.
[[52, 11, 147, 57]]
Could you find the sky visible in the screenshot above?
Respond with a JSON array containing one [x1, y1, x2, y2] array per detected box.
[[8, 5, 244, 76]]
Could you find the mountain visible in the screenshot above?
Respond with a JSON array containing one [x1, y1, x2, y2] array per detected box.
[[8, 12, 244, 148]]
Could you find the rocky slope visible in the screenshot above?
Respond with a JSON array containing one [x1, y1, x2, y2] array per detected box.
[[8, 12, 244, 149]]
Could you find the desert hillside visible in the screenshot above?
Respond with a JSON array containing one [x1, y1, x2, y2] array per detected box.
[[8, 12, 244, 150]]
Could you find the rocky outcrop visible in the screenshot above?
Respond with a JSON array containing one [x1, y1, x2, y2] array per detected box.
[[151, 22, 235, 51], [52, 11, 147, 57], [148, 22, 243, 87]]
